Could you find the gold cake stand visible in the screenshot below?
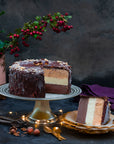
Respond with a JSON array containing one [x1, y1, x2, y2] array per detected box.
[[0, 83, 82, 124]]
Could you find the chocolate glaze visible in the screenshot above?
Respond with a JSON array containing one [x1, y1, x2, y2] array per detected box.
[[9, 69, 45, 98], [19, 59, 71, 72]]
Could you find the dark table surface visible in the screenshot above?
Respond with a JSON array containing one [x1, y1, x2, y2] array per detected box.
[[0, 97, 114, 144]]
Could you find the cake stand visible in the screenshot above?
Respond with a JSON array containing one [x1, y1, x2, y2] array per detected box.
[[0, 83, 82, 124]]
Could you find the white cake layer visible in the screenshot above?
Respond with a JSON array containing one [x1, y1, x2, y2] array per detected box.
[[45, 77, 68, 85], [85, 98, 96, 125]]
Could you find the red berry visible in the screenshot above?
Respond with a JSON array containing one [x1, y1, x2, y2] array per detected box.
[[36, 36, 39, 39], [16, 47, 20, 51], [16, 34, 19, 38], [68, 26, 71, 29], [30, 32, 33, 36], [33, 31, 36, 34], [21, 29, 24, 32], [41, 20, 44, 23], [43, 23, 47, 27], [64, 25, 68, 29], [39, 32, 42, 36], [41, 29, 44, 32], [22, 37, 25, 40], [13, 48, 17, 51], [11, 49, 14, 52], [53, 27, 56, 31], [14, 53, 19, 57], [33, 129, 40, 135], [14, 34, 17, 38], [50, 19, 53, 22], [36, 31, 39, 34], [9, 35, 13, 39], [27, 127, 34, 134], [10, 45, 13, 48], [65, 12, 68, 16], [44, 21, 47, 25], [34, 26, 37, 29], [38, 37, 42, 40], [56, 16, 59, 19], [26, 29, 30, 32], [48, 14, 51, 17], [0, 52, 3, 55], [24, 43, 29, 47], [70, 25, 73, 28]]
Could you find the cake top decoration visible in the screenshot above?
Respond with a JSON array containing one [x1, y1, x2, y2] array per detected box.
[[9, 59, 71, 72]]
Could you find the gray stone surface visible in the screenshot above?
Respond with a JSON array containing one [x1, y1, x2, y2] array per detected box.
[[0, 0, 114, 87]]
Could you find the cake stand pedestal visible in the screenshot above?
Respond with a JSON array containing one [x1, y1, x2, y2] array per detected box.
[[27, 100, 57, 124], [0, 84, 82, 124]]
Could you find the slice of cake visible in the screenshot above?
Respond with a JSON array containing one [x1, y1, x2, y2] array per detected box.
[[76, 96, 110, 126]]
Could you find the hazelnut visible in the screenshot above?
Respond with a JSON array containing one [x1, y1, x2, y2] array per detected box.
[[45, 61, 49, 65], [33, 129, 40, 135], [27, 127, 34, 134], [10, 128, 16, 134], [44, 58, 48, 61]]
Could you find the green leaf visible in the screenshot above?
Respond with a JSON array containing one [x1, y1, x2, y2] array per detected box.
[[52, 16, 56, 20], [50, 23, 55, 27], [0, 11, 5, 16], [67, 15, 72, 19], [0, 40, 5, 49], [33, 34, 38, 38], [46, 19, 50, 23], [42, 16, 48, 20], [44, 29, 47, 32], [33, 21, 39, 25], [15, 28, 22, 33], [35, 16, 41, 21], [64, 16, 72, 20], [56, 12, 61, 16]]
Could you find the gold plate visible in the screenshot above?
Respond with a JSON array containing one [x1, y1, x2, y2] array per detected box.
[[60, 111, 114, 134]]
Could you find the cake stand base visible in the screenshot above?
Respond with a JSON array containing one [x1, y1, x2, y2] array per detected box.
[[26, 100, 57, 124]]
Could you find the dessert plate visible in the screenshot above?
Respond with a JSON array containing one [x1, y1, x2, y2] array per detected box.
[[60, 111, 114, 134]]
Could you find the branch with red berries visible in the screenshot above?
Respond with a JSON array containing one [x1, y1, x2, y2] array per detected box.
[[1, 12, 73, 58]]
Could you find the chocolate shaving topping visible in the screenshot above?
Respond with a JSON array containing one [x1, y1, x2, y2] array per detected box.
[[11, 59, 71, 72]]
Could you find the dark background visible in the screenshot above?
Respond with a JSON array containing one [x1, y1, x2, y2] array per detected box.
[[0, 1, 114, 144], [0, 0, 114, 87]]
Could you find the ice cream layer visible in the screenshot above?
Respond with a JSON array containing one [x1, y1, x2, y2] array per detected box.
[[43, 68, 68, 85], [85, 98, 104, 125]]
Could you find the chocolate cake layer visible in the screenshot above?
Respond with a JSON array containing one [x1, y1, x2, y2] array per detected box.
[[45, 84, 70, 94], [76, 97, 88, 124]]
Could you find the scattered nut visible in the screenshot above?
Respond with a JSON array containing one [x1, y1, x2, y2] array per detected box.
[[27, 127, 34, 134], [21, 127, 27, 131], [33, 129, 40, 136], [10, 128, 16, 134]]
